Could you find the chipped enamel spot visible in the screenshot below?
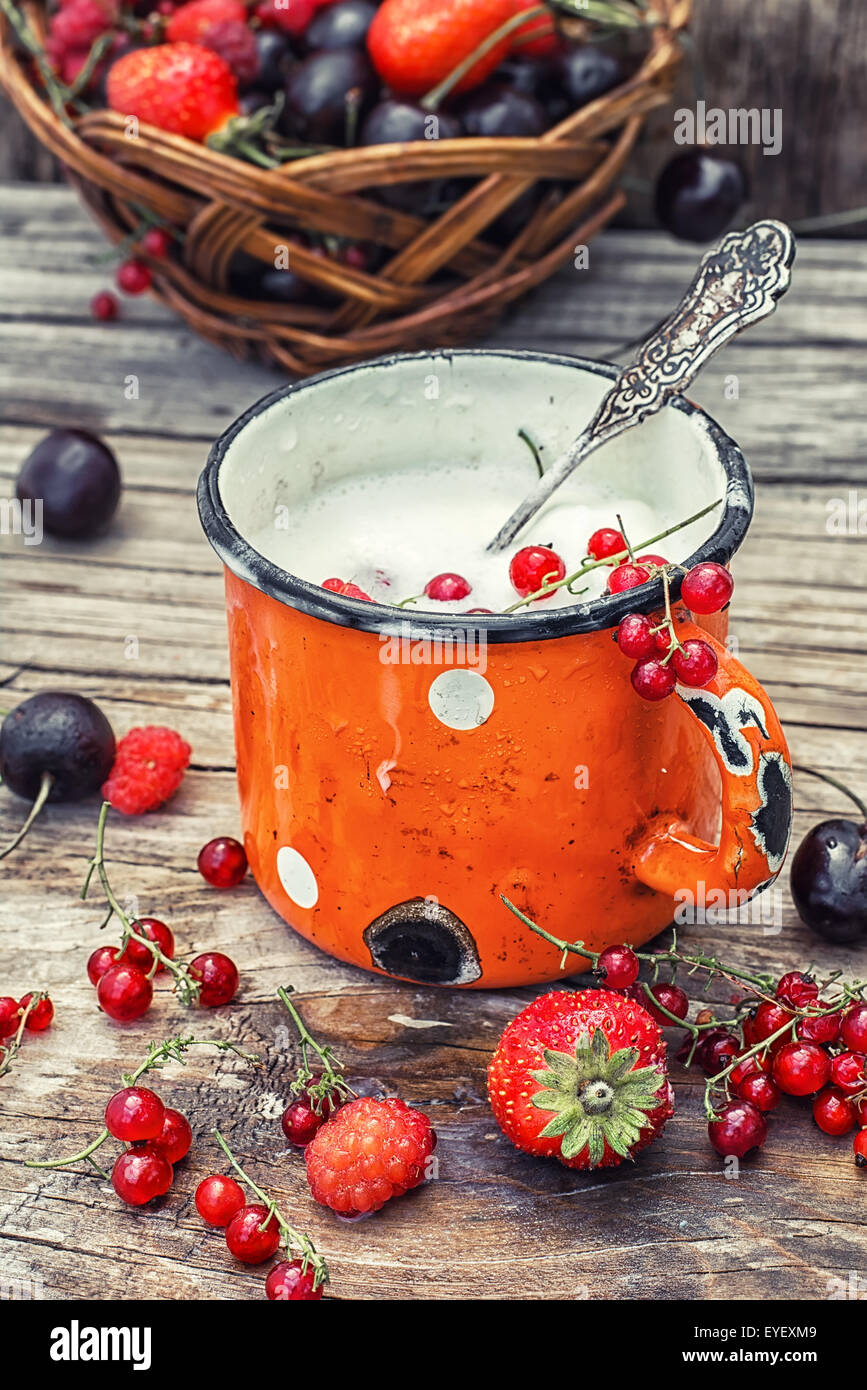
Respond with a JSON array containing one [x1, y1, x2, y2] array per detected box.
[[276, 846, 319, 908], [428, 670, 494, 730]]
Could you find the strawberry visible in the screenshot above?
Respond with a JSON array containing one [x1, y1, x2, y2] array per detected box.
[[488, 989, 673, 1169], [506, 0, 558, 57], [367, 0, 517, 99], [106, 43, 239, 142], [165, 0, 246, 45]]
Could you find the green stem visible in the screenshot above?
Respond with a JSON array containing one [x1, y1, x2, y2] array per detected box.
[[0, 0, 73, 124], [277, 987, 353, 1109], [0, 991, 46, 1078], [213, 1129, 328, 1288], [518, 427, 545, 480], [0, 770, 54, 860], [422, 5, 549, 109], [501, 498, 722, 612], [791, 765, 867, 822]]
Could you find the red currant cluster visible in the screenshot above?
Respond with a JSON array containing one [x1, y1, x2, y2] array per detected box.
[[84, 803, 239, 1021], [505, 902, 867, 1171], [612, 554, 733, 703], [91, 228, 171, 323], [196, 1133, 327, 1301], [26, 1035, 254, 1191], [0, 990, 54, 1077], [278, 989, 437, 1217]]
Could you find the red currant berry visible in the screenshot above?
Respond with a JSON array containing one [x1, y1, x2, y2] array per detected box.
[[751, 999, 794, 1048], [776, 971, 819, 1009], [813, 1086, 856, 1135], [631, 658, 676, 702], [608, 562, 650, 594], [596, 944, 640, 990], [281, 1096, 325, 1147], [195, 1174, 246, 1226], [830, 1051, 866, 1094], [708, 1099, 767, 1157], [87, 945, 121, 986], [90, 290, 118, 321], [634, 553, 668, 569], [641, 981, 689, 1025], [587, 527, 625, 560], [615, 614, 656, 660], [116, 259, 152, 295], [152, 1107, 192, 1164], [696, 1029, 740, 1076], [466, 607, 492, 614], [225, 1204, 281, 1264], [0, 996, 19, 1037], [122, 918, 175, 972], [265, 1259, 323, 1300], [97, 962, 153, 1021], [772, 1040, 831, 1096], [423, 573, 471, 602], [141, 226, 172, 258], [19, 993, 53, 1031], [653, 627, 673, 654], [672, 638, 718, 688], [189, 952, 239, 1007], [105, 1087, 166, 1142], [197, 837, 248, 889], [508, 545, 566, 599], [736, 1072, 781, 1112], [111, 1145, 173, 1205], [730, 1053, 765, 1087], [680, 561, 733, 615], [841, 1004, 867, 1053], [341, 243, 368, 271], [797, 1012, 841, 1045], [854, 1130, 867, 1167]]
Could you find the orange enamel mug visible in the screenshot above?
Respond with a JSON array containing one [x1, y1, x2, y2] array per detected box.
[[197, 350, 792, 989]]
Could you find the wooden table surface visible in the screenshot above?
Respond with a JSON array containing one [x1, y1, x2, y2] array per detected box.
[[1, 183, 866, 1302]]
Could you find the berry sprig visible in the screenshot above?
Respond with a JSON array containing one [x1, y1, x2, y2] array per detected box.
[[83, 801, 239, 1018], [212, 1129, 329, 1297], [25, 1035, 258, 1187], [0, 990, 54, 1078], [501, 498, 722, 610], [277, 987, 354, 1145], [501, 897, 867, 1166], [616, 566, 726, 702]]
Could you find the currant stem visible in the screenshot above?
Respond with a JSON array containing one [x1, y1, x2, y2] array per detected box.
[[502, 498, 722, 611], [421, 5, 548, 109], [517, 427, 545, 479], [0, 990, 47, 1077], [0, 770, 54, 860], [277, 987, 353, 1106], [791, 765, 867, 822], [213, 1129, 329, 1287], [84, 802, 201, 1004]]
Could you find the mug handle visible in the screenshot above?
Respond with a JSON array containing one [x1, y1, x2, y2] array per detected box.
[[631, 622, 793, 899]]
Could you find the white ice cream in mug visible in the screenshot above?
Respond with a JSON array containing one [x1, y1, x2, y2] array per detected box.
[[249, 454, 682, 614]]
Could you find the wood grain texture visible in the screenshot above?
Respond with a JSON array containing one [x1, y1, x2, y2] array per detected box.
[[0, 186, 865, 1302]]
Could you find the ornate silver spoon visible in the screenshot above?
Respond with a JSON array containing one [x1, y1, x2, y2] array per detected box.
[[487, 219, 796, 553]]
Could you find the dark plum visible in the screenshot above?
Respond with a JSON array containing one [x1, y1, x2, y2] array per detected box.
[[16, 429, 121, 539], [305, 1, 376, 51], [494, 56, 554, 100], [458, 82, 546, 138], [556, 46, 623, 108], [228, 256, 319, 305], [655, 151, 748, 243], [280, 48, 377, 144], [360, 99, 463, 215], [790, 819, 867, 944], [252, 28, 296, 92]]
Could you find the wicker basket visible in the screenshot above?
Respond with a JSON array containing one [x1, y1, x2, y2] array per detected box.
[[1, 1, 690, 375]]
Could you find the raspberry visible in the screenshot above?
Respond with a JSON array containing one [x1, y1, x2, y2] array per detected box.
[[166, 0, 246, 43], [200, 19, 259, 85], [305, 1096, 435, 1216], [102, 726, 191, 814]]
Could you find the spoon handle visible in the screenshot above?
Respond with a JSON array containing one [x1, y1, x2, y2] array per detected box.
[[487, 219, 796, 553]]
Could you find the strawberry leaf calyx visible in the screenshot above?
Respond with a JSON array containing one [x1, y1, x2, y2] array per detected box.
[[530, 1027, 666, 1166]]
